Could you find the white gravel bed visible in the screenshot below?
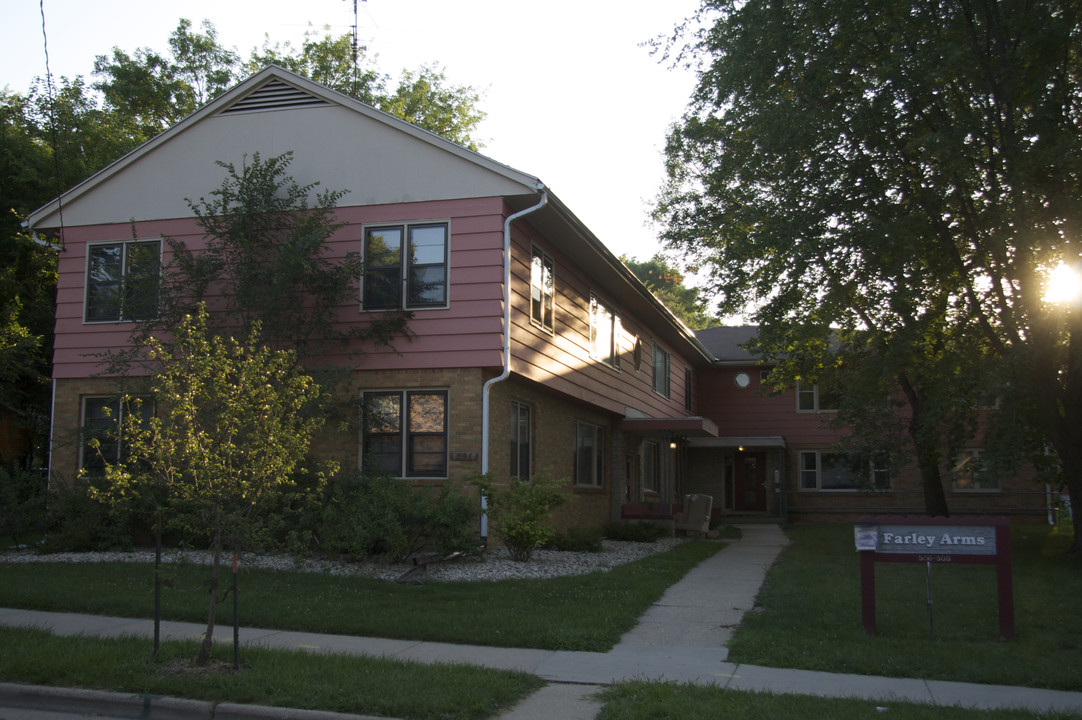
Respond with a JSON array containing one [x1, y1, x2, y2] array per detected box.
[[1, 538, 686, 583]]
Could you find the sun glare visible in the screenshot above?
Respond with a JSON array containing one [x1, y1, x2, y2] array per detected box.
[[1044, 262, 1082, 304]]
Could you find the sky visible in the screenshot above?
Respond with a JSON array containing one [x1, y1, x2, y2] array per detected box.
[[3, 0, 705, 264]]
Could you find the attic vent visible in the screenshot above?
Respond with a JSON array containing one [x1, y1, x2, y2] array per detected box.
[[220, 79, 329, 114]]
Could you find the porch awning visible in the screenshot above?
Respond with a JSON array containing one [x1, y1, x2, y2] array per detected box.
[[686, 435, 786, 449], [613, 416, 719, 438]]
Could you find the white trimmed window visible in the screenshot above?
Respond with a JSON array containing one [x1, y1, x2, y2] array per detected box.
[[530, 247, 554, 333], [799, 450, 891, 491], [574, 421, 604, 487], [363, 222, 448, 310], [361, 390, 448, 478], [85, 240, 160, 322], [590, 294, 621, 369], [952, 450, 1000, 491], [796, 381, 838, 412]]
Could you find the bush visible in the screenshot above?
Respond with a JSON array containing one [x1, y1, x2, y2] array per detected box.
[[603, 520, 669, 543], [545, 526, 604, 553], [471, 473, 567, 562], [315, 468, 478, 562], [0, 464, 47, 548], [43, 475, 149, 552]]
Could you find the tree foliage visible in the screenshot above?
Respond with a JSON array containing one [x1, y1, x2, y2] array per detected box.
[[103, 306, 327, 665], [622, 253, 720, 330], [140, 151, 411, 372], [658, 0, 1082, 536]]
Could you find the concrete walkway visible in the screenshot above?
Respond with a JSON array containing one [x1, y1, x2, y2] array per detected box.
[[2, 524, 1081, 719]]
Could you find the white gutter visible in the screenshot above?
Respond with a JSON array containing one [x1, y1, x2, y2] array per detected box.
[[479, 188, 548, 538]]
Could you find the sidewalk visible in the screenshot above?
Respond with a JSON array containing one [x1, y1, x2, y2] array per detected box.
[[2, 524, 1081, 719]]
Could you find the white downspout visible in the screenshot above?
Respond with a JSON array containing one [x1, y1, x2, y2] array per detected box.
[[480, 187, 548, 539]]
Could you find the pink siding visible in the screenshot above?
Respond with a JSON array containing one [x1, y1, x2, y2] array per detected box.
[[507, 221, 697, 420], [53, 197, 510, 379], [699, 367, 837, 444]]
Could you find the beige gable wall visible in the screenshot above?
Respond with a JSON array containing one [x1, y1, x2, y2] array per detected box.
[[43, 104, 535, 228]]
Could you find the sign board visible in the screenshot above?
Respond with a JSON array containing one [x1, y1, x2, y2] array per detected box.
[[855, 516, 1014, 640], [854, 522, 998, 559]]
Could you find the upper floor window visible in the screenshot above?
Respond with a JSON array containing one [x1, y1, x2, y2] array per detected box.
[[85, 240, 160, 322], [574, 420, 604, 488], [653, 342, 671, 398], [510, 400, 531, 480], [361, 390, 448, 478], [799, 450, 891, 491], [952, 449, 999, 491], [530, 247, 554, 333], [363, 222, 448, 310], [590, 294, 620, 369], [80, 396, 153, 474], [684, 368, 693, 412], [796, 381, 838, 413]]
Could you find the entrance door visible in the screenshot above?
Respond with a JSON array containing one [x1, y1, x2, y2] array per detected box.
[[734, 451, 767, 511]]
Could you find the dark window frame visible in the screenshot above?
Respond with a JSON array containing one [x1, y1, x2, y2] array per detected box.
[[652, 342, 671, 398], [362, 222, 449, 311], [361, 390, 449, 479], [79, 395, 154, 473], [573, 420, 604, 488], [84, 239, 161, 323], [510, 400, 531, 480]]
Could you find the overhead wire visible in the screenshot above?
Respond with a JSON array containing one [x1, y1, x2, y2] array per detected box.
[[39, 0, 66, 249]]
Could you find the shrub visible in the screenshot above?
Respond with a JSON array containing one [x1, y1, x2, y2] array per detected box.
[[602, 520, 668, 543], [315, 468, 478, 562], [43, 475, 147, 552], [546, 526, 604, 553], [471, 473, 567, 562], [0, 464, 47, 548]]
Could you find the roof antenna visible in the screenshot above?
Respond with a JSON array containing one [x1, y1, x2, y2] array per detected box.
[[39, 0, 65, 249], [347, 0, 360, 97]]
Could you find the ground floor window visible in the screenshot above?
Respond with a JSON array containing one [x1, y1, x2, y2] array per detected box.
[[641, 440, 658, 492], [799, 450, 891, 491], [362, 390, 448, 478], [510, 400, 531, 480], [80, 396, 153, 473], [952, 449, 999, 491], [574, 421, 604, 487]]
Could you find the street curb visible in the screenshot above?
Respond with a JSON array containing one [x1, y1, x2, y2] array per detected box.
[[0, 681, 211, 719], [0, 682, 397, 720]]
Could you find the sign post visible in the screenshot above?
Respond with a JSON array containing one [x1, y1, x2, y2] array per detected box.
[[855, 516, 1014, 640]]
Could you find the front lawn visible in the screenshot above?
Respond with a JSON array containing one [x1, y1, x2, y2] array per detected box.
[[0, 540, 720, 652], [727, 523, 1081, 690]]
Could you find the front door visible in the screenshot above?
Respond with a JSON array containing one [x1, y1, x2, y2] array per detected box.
[[734, 451, 767, 511]]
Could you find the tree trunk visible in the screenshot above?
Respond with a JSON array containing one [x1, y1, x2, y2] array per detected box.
[[196, 505, 222, 666], [914, 436, 951, 517], [900, 375, 950, 517]]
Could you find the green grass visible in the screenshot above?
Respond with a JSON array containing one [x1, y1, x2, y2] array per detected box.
[[597, 681, 1080, 720], [0, 625, 543, 720], [0, 540, 721, 652], [727, 523, 1081, 690]]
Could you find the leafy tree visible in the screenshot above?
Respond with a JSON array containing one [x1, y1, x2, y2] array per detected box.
[[247, 26, 386, 105], [378, 64, 486, 151], [149, 151, 410, 364], [622, 253, 720, 330], [103, 306, 327, 666], [657, 0, 1082, 538], [92, 19, 239, 144], [0, 92, 59, 468]]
